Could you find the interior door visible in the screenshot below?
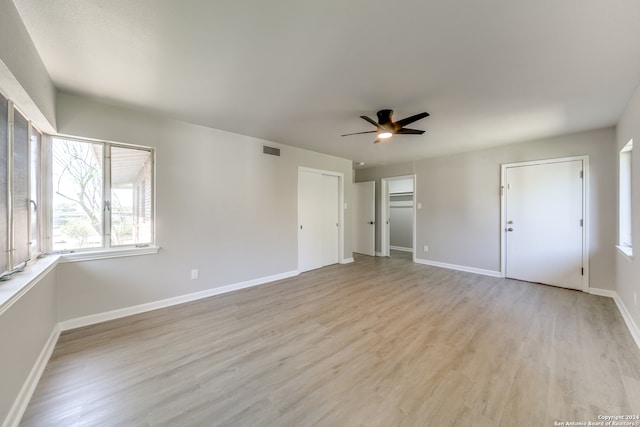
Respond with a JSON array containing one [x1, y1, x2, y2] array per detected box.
[[298, 170, 340, 272], [322, 175, 339, 266], [298, 171, 324, 272], [505, 160, 584, 290], [353, 181, 375, 256]]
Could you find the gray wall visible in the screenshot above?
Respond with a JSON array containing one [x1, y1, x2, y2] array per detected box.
[[55, 93, 353, 321], [0, 0, 56, 132], [615, 83, 640, 329], [0, 270, 57, 422], [357, 127, 616, 289]]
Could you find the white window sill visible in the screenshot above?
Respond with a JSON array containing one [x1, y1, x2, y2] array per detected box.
[[0, 246, 160, 315], [617, 245, 634, 261], [57, 245, 161, 263], [0, 255, 60, 315]]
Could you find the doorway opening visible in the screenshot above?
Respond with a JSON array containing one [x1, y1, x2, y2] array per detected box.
[[381, 175, 416, 259]]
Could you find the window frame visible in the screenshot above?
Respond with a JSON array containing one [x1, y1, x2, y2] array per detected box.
[[29, 124, 43, 260], [11, 106, 32, 268], [46, 135, 157, 257], [618, 139, 633, 259]]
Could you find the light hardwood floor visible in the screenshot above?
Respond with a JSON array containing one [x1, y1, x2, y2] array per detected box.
[[20, 252, 640, 426]]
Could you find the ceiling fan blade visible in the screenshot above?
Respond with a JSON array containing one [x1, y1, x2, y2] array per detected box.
[[341, 130, 378, 137], [360, 116, 383, 129], [394, 112, 429, 128], [373, 137, 381, 144], [395, 128, 425, 135]]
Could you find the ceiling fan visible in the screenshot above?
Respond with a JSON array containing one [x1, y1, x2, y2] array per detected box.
[[341, 109, 429, 143]]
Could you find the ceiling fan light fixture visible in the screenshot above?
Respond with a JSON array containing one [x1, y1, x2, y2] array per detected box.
[[341, 110, 429, 144]]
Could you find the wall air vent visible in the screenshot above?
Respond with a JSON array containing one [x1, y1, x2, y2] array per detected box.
[[263, 145, 281, 156]]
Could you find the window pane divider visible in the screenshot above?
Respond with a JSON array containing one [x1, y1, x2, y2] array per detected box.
[[103, 143, 112, 248]]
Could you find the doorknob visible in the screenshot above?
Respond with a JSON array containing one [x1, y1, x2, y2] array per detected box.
[[507, 228, 514, 232], [369, 221, 375, 225]]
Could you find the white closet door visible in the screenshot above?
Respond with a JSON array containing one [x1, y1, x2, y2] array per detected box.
[[299, 171, 323, 272], [298, 170, 340, 272]]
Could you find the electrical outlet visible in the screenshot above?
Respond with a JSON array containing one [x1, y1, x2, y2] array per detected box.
[[191, 269, 199, 280], [424, 245, 429, 252]]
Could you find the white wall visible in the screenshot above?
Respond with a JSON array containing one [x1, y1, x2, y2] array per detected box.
[[54, 93, 352, 321], [0, 0, 56, 132], [357, 127, 616, 289], [615, 83, 640, 330]]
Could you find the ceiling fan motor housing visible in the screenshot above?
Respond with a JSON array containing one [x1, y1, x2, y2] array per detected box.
[[377, 109, 395, 129]]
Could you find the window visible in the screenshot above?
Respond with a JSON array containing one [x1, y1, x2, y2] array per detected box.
[[110, 146, 153, 246], [13, 109, 31, 267], [619, 139, 633, 257], [0, 89, 154, 281], [0, 94, 8, 275], [0, 93, 41, 278], [51, 137, 153, 251]]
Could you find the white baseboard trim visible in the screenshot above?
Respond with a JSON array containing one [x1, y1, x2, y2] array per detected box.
[[414, 258, 502, 278], [341, 257, 354, 264], [390, 246, 413, 253], [58, 270, 300, 331], [612, 292, 640, 351], [4, 325, 60, 427], [588, 287, 616, 298]]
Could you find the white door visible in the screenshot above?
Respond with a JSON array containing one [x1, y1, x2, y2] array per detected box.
[[505, 160, 584, 290], [299, 171, 324, 272], [353, 181, 375, 256], [322, 175, 339, 266], [298, 171, 340, 272]]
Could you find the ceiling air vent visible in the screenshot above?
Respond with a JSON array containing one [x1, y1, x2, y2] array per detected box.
[[263, 145, 280, 156]]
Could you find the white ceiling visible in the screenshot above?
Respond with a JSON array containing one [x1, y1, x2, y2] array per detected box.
[[12, 0, 640, 167]]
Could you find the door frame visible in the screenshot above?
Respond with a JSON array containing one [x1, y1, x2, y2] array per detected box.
[[380, 175, 416, 260], [499, 155, 589, 291], [298, 166, 345, 267]]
